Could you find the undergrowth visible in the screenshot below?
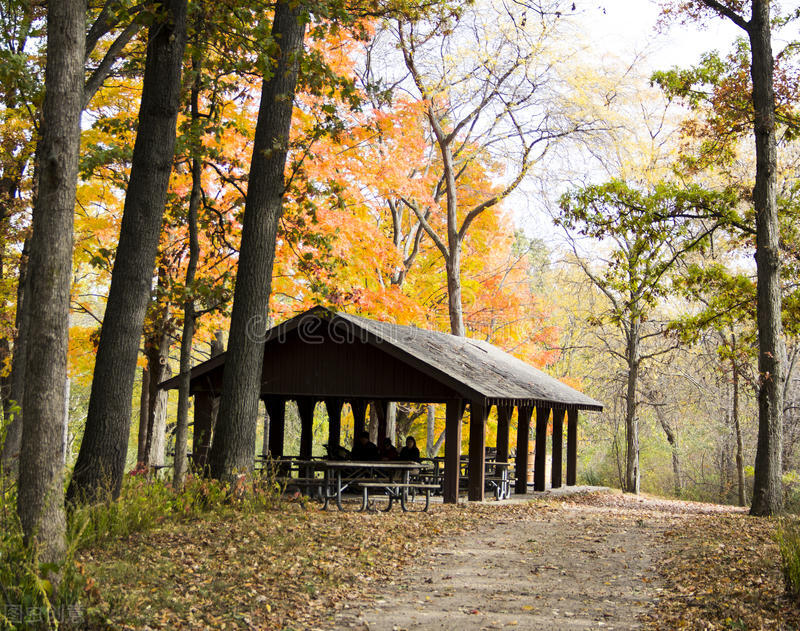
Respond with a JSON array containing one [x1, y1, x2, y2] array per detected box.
[[776, 517, 800, 602], [1, 467, 283, 630]]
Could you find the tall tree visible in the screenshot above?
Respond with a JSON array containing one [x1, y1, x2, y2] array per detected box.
[[0, 0, 143, 474], [67, 0, 187, 503], [16, 0, 84, 562], [393, 0, 589, 335], [208, 0, 307, 481], [558, 181, 735, 492], [173, 45, 204, 488], [661, 0, 786, 515]]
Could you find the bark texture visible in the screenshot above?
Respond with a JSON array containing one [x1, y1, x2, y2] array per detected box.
[[208, 0, 306, 481], [730, 340, 747, 506], [17, 0, 84, 562], [143, 331, 171, 467], [624, 319, 640, 494], [173, 52, 203, 488], [747, 0, 783, 516], [136, 366, 150, 464], [0, 240, 30, 473], [67, 0, 187, 503]]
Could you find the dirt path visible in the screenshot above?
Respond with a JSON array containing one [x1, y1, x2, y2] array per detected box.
[[325, 493, 740, 631]]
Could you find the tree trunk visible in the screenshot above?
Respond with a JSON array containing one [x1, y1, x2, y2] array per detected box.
[[208, 0, 306, 481], [368, 404, 378, 444], [146, 366, 169, 468], [173, 50, 203, 489], [1, 239, 30, 473], [445, 252, 465, 336], [67, 0, 187, 503], [17, 0, 83, 563], [261, 402, 270, 457], [438, 131, 465, 337], [143, 329, 171, 467], [425, 405, 445, 457], [654, 405, 682, 497], [426, 404, 435, 455], [136, 366, 150, 464], [748, 0, 783, 516], [731, 342, 747, 506], [386, 401, 397, 445], [624, 320, 640, 494]]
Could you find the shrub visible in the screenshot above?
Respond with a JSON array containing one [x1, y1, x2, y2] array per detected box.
[[776, 517, 800, 602], [0, 467, 284, 629], [0, 474, 86, 630]]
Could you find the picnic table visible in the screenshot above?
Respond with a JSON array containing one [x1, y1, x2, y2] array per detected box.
[[322, 460, 436, 512], [262, 458, 436, 512], [483, 460, 512, 500], [429, 456, 514, 500]]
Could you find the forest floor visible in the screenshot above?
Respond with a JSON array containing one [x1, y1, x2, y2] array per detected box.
[[81, 489, 799, 630]]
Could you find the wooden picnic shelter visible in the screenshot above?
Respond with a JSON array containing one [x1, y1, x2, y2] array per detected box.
[[159, 306, 603, 502]]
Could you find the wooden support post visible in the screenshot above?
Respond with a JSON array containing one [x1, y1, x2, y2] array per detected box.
[[297, 398, 316, 459], [443, 400, 463, 504], [551, 408, 565, 489], [324, 398, 343, 453], [373, 400, 388, 447], [265, 398, 285, 458], [534, 406, 550, 492], [192, 392, 215, 472], [351, 400, 367, 445], [515, 405, 533, 494], [468, 400, 487, 502], [567, 409, 578, 486], [496, 404, 513, 463]]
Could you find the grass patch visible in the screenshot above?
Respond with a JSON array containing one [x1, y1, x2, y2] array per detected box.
[[776, 517, 800, 602]]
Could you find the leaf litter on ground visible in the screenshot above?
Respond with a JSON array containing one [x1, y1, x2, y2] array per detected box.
[[78, 491, 800, 630]]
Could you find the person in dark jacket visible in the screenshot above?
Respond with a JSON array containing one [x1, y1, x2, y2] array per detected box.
[[350, 431, 380, 461], [380, 437, 399, 461], [399, 436, 421, 462]]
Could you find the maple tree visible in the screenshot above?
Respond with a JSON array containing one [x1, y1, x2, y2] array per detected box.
[[383, 0, 595, 336]]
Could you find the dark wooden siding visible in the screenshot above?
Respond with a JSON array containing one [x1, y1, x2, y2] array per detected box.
[[257, 328, 460, 401]]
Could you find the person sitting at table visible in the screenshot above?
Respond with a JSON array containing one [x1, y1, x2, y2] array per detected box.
[[398, 436, 421, 462], [325, 443, 351, 461], [350, 431, 379, 461], [380, 437, 399, 461]]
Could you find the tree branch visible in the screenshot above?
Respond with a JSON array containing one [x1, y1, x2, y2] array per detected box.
[[401, 197, 449, 259], [699, 0, 750, 31], [83, 20, 142, 108]]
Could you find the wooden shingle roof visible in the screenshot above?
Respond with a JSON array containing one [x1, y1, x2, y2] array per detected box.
[[160, 306, 603, 411]]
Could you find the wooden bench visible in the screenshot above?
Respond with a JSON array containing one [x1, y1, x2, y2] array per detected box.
[[355, 482, 440, 512]]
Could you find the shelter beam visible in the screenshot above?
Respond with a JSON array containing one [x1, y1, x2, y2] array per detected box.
[[468, 401, 488, 501], [297, 397, 316, 459], [496, 404, 513, 462], [515, 405, 533, 494], [534, 406, 550, 492], [567, 409, 578, 485], [325, 398, 343, 453], [265, 398, 286, 458], [552, 408, 565, 489], [443, 400, 464, 504], [373, 400, 389, 447], [350, 400, 367, 446]]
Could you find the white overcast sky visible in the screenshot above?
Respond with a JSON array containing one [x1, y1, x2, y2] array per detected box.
[[513, 0, 745, 246], [576, 0, 742, 71]]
